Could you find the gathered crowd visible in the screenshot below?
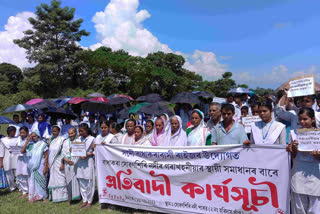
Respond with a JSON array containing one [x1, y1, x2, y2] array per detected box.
[[1, 90, 320, 213]]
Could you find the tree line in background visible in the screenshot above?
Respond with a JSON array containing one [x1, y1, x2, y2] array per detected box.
[[0, 0, 274, 112]]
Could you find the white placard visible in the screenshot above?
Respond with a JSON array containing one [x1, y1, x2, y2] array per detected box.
[[71, 142, 86, 157], [242, 116, 261, 133], [297, 128, 320, 151], [96, 144, 290, 214], [212, 97, 226, 104], [287, 74, 315, 98], [10, 146, 22, 155]]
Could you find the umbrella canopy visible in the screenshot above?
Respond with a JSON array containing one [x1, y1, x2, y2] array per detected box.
[[57, 98, 71, 107], [170, 92, 200, 105], [4, 104, 35, 113], [46, 108, 78, 120], [89, 97, 109, 103], [32, 99, 58, 109], [128, 102, 149, 114], [68, 97, 88, 105], [25, 98, 44, 105], [81, 101, 116, 114], [138, 102, 174, 116], [57, 96, 72, 100], [276, 81, 320, 92], [87, 92, 106, 98], [117, 107, 130, 119], [0, 116, 14, 124], [136, 93, 164, 103], [114, 94, 134, 101], [193, 91, 213, 98], [108, 96, 131, 105], [228, 87, 250, 94]]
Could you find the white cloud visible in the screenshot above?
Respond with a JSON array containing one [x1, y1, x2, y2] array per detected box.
[[91, 0, 226, 80], [0, 12, 34, 68], [233, 65, 320, 87]]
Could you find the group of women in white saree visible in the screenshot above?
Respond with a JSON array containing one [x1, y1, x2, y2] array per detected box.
[[0, 94, 319, 213]]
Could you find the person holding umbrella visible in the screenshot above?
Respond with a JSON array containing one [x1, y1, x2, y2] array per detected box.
[[186, 110, 211, 146]]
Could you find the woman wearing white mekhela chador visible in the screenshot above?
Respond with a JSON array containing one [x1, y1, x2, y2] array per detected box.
[[151, 117, 171, 146], [62, 127, 80, 203], [250, 101, 286, 145], [47, 125, 68, 202], [186, 109, 211, 146], [22, 129, 49, 202], [75, 123, 95, 209], [121, 119, 136, 145], [16, 127, 30, 197], [0, 126, 19, 192], [94, 121, 119, 147], [132, 125, 152, 146], [165, 115, 187, 147]]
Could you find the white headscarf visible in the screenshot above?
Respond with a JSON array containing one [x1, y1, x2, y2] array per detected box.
[[152, 117, 171, 146], [187, 109, 211, 146], [165, 115, 187, 147]]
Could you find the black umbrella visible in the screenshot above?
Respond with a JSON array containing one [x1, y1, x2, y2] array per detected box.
[[117, 107, 130, 119], [81, 101, 116, 114], [170, 92, 200, 105], [138, 102, 174, 117], [136, 93, 164, 103], [193, 91, 213, 98], [33, 99, 59, 109], [108, 97, 131, 105], [87, 92, 106, 98], [46, 107, 78, 120]]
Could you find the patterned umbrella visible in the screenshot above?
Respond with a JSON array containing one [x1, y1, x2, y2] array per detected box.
[[114, 94, 134, 101], [4, 104, 35, 113], [228, 87, 250, 94], [25, 98, 44, 105]]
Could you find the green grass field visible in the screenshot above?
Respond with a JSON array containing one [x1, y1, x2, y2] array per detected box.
[[0, 188, 149, 214]]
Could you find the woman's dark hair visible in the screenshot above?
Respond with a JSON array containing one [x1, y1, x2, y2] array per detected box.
[[52, 125, 61, 132], [221, 103, 235, 113], [100, 120, 110, 127], [298, 107, 315, 119], [134, 126, 144, 133], [19, 126, 29, 133], [127, 119, 137, 126], [258, 100, 273, 111], [146, 119, 154, 126], [7, 126, 17, 135], [191, 110, 203, 118], [110, 122, 121, 132], [38, 113, 46, 119], [241, 106, 249, 112], [79, 123, 92, 136]]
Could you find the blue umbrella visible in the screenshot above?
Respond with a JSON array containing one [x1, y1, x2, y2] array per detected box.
[[4, 104, 35, 113], [0, 116, 14, 124], [228, 87, 250, 94]]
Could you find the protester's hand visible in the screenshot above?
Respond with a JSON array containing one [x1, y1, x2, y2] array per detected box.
[[101, 141, 106, 145], [60, 164, 65, 171], [69, 147, 72, 152], [311, 150, 320, 159], [243, 140, 251, 146], [81, 156, 86, 160], [286, 144, 292, 152], [67, 160, 74, 166]]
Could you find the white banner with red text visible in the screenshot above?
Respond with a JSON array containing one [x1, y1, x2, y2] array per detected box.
[[96, 144, 290, 214]]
